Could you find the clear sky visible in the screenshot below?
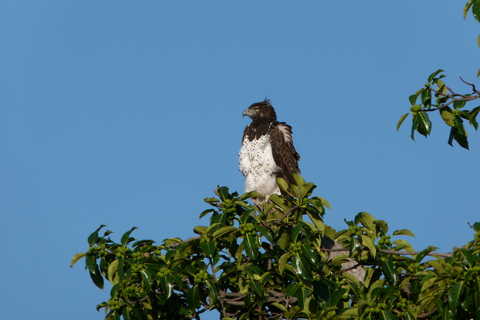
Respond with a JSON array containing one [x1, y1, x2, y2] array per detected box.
[[1, 2, 479, 319]]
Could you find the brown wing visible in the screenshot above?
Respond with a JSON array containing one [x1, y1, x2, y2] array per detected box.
[[270, 122, 301, 184]]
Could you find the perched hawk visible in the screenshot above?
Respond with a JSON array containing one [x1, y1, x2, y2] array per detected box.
[[239, 99, 301, 204]]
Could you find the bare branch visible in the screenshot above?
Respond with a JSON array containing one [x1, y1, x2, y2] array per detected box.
[[460, 76, 480, 94]]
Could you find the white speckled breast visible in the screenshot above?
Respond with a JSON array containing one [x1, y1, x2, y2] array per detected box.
[[239, 134, 280, 197]]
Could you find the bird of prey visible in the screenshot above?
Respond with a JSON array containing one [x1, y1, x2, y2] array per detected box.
[[239, 98, 300, 204]]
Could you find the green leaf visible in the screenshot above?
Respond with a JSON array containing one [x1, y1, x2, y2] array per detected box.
[[271, 302, 288, 312], [250, 278, 263, 298], [465, 0, 475, 19], [216, 186, 231, 201], [472, 222, 480, 232], [159, 276, 174, 299], [140, 270, 152, 292], [349, 237, 361, 256], [200, 241, 216, 258], [379, 310, 398, 320], [416, 111, 432, 137], [276, 177, 289, 193], [393, 229, 415, 237], [295, 287, 312, 309], [268, 194, 288, 213], [411, 114, 417, 140], [318, 196, 331, 210], [278, 252, 289, 275], [291, 173, 306, 187], [473, 278, 480, 318], [187, 285, 200, 311], [286, 283, 300, 297], [397, 113, 409, 131], [243, 233, 259, 261], [374, 220, 388, 235], [306, 210, 325, 233], [299, 182, 316, 200], [117, 258, 125, 281], [206, 279, 218, 308], [359, 212, 376, 231], [238, 190, 261, 201], [457, 248, 475, 266], [440, 107, 455, 127], [409, 94, 418, 105], [199, 209, 215, 219], [330, 253, 349, 266], [448, 281, 464, 316], [291, 224, 302, 243], [403, 310, 416, 320], [392, 239, 415, 253], [70, 252, 86, 268], [121, 227, 137, 246], [361, 235, 376, 257], [278, 228, 291, 250], [330, 287, 346, 306], [448, 126, 456, 147], [453, 100, 467, 110], [141, 302, 152, 311], [85, 254, 98, 274], [212, 226, 237, 239], [427, 259, 445, 273], [107, 259, 119, 285], [193, 226, 208, 235], [238, 191, 262, 201], [88, 225, 106, 246], [203, 197, 219, 204], [469, 106, 480, 129], [436, 80, 447, 95], [381, 260, 398, 285], [428, 69, 444, 82], [473, 0, 480, 22], [257, 225, 273, 243], [301, 243, 319, 266], [89, 267, 104, 289], [206, 222, 222, 234], [292, 252, 312, 280], [452, 117, 469, 149]]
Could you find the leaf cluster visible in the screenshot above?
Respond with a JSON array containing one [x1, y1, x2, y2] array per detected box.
[[72, 176, 480, 320], [397, 70, 480, 149]]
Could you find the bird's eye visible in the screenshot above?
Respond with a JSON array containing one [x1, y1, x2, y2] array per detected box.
[[253, 107, 260, 112]]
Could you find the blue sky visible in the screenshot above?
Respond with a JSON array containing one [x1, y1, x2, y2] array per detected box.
[[1, 2, 479, 319]]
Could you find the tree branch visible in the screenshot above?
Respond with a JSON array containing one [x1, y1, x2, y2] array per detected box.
[[321, 246, 457, 258]]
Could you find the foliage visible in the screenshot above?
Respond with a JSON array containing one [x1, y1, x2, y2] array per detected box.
[[72, 175, 480, 320], [397, 2, 480, 149]]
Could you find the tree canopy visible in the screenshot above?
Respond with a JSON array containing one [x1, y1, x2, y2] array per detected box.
[[72, 175, 480, 319]]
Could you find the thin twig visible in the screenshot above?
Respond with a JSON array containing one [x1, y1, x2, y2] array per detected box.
[[460, 76, 480, 94], [275, 205, 300, 224]]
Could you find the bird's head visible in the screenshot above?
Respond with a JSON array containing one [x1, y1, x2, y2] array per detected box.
[[242, 98, 277, 121]]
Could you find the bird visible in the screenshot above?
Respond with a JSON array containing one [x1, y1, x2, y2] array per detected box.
[[239, 98, 301, 205]]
